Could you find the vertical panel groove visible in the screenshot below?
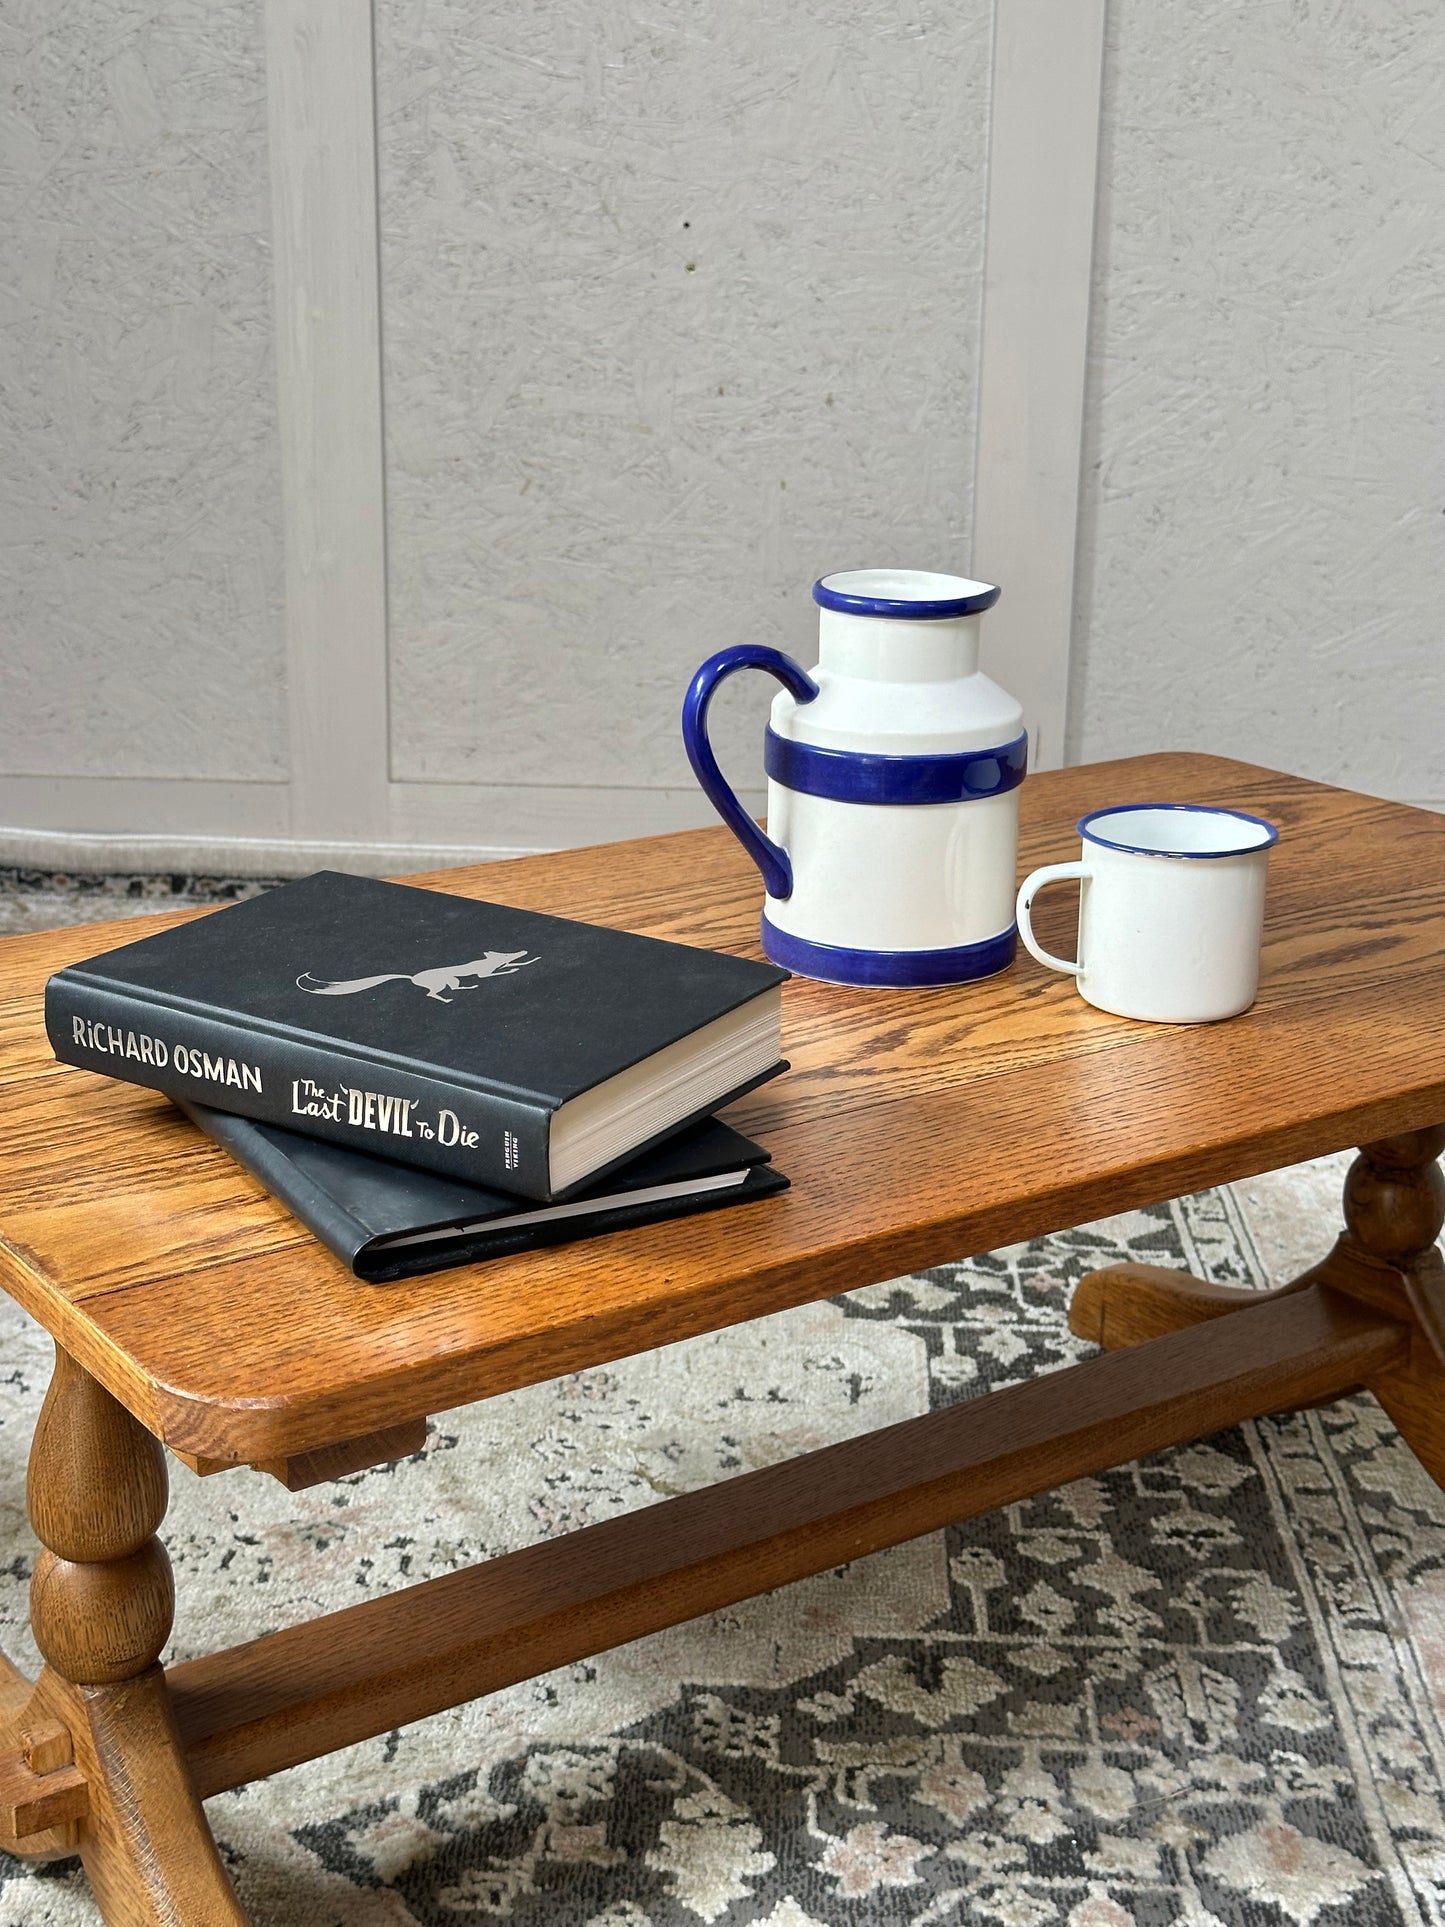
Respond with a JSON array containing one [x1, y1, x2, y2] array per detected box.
[[971, 0, 1107, 771], [266, 0, 391, 839]]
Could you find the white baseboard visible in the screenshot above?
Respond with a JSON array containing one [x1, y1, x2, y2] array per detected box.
[[0, 777, 291, 840], [0, 779, 767, 877], [0, 826, 531, 879], [387, 782, 761, 850]]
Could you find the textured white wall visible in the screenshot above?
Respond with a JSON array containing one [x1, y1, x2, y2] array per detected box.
[[0, 0, 287, 783], [1070, 0, 1445, 801], [4, 0, 1442, 862], [375, 0, 993, 792]]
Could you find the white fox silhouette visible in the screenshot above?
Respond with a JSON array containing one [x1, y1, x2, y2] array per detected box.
[[296, 951, 537, 1004]]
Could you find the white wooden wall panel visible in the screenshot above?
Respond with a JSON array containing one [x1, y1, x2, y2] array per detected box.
[[0, 0, 288, 785], [373, 0, 994, 796], [1070, 0, 1445, 802]]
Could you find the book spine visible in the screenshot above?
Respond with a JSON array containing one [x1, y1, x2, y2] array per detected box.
[[44, 974, 555, 1199]]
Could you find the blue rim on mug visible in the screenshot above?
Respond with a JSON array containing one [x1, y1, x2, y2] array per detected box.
[[812, 570, 1001, 621], [1077, 802, 1280, 861]]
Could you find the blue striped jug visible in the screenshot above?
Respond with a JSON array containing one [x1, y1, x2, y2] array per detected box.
[[682, 569, 1026, 987]]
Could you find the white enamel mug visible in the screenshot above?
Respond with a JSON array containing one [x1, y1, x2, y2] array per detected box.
[[1015, 804, 1279, 1023]]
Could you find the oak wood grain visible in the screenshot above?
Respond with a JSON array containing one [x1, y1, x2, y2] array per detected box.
[[248, 1417, 429, 1490], [0, 1746, 88, 1841], [0, 1653, 29, 1725], [37, 1669, 247, 1926], [0, 753, 1441, 1458], [1069, 1265, 1315, 1349], [168, 1284, 1403, 1798], [19, 1350, 246, 1918], [27, 1348, 174, 1689], [0, 1664, 79, 1860], [1295, 1129, 1445, 1488], [173, 1418, 430, 1486], [1069, 1129, 1445, 1490]]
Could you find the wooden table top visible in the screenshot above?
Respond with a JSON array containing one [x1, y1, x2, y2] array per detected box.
[[1, 752, 1441, 1461]]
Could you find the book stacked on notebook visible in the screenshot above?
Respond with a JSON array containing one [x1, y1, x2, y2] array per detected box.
[[45, 871, 791, 1277]]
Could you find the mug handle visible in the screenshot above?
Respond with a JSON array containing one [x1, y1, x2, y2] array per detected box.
[[682, 644, 820, 901], [1016, 861, 1090, 977]]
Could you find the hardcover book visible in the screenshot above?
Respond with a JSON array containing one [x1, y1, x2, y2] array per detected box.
[[45, 871, 788, 1201], [180, 1100, 788, 1281]]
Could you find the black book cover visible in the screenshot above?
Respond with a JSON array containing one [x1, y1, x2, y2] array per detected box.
[[45, 871, 787, 1201], [180, 1101, 788, 1282]]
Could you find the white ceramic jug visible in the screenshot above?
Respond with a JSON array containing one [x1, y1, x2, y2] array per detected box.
[[682, 569, 1026, 986]]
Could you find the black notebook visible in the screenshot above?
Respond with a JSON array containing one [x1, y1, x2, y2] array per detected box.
[[45, 871, 788, 1201], [180, 1100, 788, 1281]]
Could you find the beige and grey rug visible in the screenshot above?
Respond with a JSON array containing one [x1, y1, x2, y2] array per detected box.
[[0, 873, 1442, 1927]]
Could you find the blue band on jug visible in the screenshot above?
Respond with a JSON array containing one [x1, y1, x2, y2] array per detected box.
[[761, 918, 1017, 987], [763, 729, 1028, 806]]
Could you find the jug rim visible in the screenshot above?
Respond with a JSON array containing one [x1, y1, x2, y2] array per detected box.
[[813, 570, 1001, 620]]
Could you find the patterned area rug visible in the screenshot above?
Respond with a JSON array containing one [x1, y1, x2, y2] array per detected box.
[[0, 878, 1442, 1925], [0, 868, 279, 935]]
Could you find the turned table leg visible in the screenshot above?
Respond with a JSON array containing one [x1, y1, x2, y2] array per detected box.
[[1070, 1126, 1445, 1487], [27, 1345, 247, 1926], [1302, 1128, 1445, 1485]]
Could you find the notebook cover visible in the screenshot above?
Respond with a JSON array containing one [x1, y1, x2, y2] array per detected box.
[[180, 1100, 789, 1282]]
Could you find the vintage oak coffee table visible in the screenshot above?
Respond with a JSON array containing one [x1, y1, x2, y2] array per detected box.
[[0, 751, 1442, 1924]]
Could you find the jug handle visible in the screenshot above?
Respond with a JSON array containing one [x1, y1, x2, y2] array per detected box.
[[682, 644, 820, 901]]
